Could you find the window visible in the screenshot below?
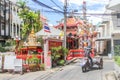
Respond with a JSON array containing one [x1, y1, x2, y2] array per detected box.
[[117, 13, 120, 18], [13, 24, 16, 34], [117, 13, 120, 27], [17, 9, 19, 13], [13, 7, 16, 12], [117, 19, 120, 27], [114, 40, 120, 45], [17, 24, 19, 35], [1, 23, 4, 30]]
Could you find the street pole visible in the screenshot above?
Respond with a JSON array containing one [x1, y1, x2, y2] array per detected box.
[[111, 35, 114, 58], [64, 0, 67, 48]]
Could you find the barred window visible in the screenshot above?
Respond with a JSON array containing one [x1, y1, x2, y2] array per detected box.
[[117, 13, 120, 18], [117, 13, 120, 27]]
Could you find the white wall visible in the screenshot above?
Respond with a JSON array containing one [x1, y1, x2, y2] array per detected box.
[[10, 1, 22, 39]]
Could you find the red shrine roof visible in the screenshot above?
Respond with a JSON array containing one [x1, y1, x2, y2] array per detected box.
[[55, 17, 84, 28], [66, 31, 77, 35]]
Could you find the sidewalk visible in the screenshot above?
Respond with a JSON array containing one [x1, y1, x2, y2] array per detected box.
[[0, 56, 118, 80], [113, 61, 120, 80], [0, 66, 63, 80], [102, 56, 118, 80], [103, 71, 117, 80], [0, 58, 73, 80]]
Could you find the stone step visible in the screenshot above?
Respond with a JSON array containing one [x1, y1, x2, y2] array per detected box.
[[102, 56, 113, 60], [104, 71, 117, 80]]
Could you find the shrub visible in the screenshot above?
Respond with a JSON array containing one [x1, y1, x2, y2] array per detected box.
[[0, 44, 9, 52], [114, 45, 120, 56], [58, 60, 65, 66], [51, 46, 68, 67], [114, 56, 120, 66]]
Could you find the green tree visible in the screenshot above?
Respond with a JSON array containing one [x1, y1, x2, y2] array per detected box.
[[17, 0, 42, 40]]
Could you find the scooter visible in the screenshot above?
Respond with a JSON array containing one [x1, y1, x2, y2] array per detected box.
[[80, 56, 103, 72]]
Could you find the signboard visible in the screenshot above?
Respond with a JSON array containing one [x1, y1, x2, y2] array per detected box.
[[3, 55, 16, 69], [48, 40, 62, 50], [14, 59, 22, 72], [0, 56, 2, 69]]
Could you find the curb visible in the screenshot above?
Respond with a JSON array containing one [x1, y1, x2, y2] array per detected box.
[[114, 62, 120, 80], [104, 71, 117, 80], [65, 58, 77, 65]]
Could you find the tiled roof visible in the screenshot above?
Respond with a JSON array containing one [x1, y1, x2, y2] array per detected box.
[[55, 17, 84, 28]]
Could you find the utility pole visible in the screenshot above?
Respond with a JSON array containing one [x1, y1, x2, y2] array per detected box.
[[83, 0, 86, 20], [64, 0, 67, 48]]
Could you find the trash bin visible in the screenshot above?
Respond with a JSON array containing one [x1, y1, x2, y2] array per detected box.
[[108, 53, 112, 59]]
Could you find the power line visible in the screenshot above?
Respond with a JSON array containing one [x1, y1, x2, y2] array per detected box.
[[32, 0, 64, 13], [73, 12, 117, 16], [36, 10, 117, 16], [32, 0, 116, 17], [29, 7, 116, 16], [50, 0, 63, 10]]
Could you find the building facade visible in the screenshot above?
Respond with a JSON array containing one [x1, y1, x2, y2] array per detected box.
[[96, 0, 120, 56], [0, 0, 11, 43], [9, 0, 22, 40], [0, 0, 22, 45]]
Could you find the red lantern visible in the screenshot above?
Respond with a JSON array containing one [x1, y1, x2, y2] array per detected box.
[[27, 55, 33, 59], [16, 55, 22, 59], [37, 54, 41, 59], [37, 48, 43, 53], [22, 55, 27, 60]]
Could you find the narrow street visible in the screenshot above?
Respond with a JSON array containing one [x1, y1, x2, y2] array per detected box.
[[34, 59, 114, 80], [0, 57, 116, 80]]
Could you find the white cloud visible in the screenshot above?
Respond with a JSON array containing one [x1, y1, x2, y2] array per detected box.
[[86, 8, 105, 25], [59, 0, 109, 25], [59, 0, 108, 14], [68, 0, 108, 6], [85, 0, 109, 6], [59, 0, 109, 6], [88, 16, 102, 25]]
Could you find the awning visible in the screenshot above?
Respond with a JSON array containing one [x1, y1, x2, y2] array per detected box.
[[112, 31, 120, 34], [96, 37, 111, 41], [107, 0, 120, 11]]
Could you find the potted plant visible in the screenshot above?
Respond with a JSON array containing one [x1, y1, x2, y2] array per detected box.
[[51, 46, 68, 67], [51, 47, 60, 67], [40, 63, 45, 70]]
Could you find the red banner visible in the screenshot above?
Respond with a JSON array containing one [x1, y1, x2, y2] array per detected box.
[[48, 40, 62, 50]]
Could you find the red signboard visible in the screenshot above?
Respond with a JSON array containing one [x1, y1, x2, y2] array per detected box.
[[48, 40, 62, 50]]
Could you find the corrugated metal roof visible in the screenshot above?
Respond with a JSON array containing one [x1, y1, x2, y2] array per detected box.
[[112, 31, 120, 34], [107, 0, 120, 11], [96, 37, 111, 41]]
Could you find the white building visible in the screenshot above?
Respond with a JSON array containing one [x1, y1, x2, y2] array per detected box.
[[0, 0, 22, 45], [96, 0, 120, 56], [9, 0, 22, 39]]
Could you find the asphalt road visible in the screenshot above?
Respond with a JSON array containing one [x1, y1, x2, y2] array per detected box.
[[34, 59, 114, 80], [0, 59, 115, 80]]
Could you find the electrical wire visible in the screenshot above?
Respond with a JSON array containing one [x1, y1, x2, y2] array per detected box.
[[73, 12, 117, 16], [32, 0, 64, 13], [50, 0, 63, 10], [31, 0, 117, 17], [29, 7, 117, 16]]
